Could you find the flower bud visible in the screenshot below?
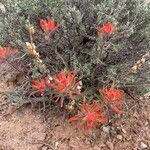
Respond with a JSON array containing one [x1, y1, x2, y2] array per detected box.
[[26, 42, 39, 57], [29, 26, 35, 34]]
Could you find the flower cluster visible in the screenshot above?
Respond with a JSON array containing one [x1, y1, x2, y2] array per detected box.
[[69, 101, 107, 134], [98, 22, 115, 35], [46, 70, 81, 107], [31, 70, 82, 107], [46, 71, 79, 92], [31, 69, 125, 134], [99, 83, 125, 114], [0, 46, 18, 59], [32, 78, 46, 95], [68, 82, 125, 134], [40, 17, 59, 33]]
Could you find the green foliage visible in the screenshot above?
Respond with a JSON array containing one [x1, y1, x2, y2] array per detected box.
[[1, 0, 150, 95]]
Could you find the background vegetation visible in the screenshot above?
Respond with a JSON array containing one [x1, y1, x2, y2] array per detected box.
[[0, 0, 150, 108]]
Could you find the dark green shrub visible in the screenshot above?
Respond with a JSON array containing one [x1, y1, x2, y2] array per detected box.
[[1, 0, 150, 100]]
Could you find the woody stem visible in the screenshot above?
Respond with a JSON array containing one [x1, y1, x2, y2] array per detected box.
[[5, 59, 24, 74], [55, 48, 68, 69], [29, 30, 33, 45], [28, 15, 34, 50], [99, 39, 106, 61]]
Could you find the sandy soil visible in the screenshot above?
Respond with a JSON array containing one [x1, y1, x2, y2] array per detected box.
[[0, 63, 150, 150], [0, 63, 46, 150]]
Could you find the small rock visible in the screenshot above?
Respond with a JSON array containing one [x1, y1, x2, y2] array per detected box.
[[102, 126, 110, 134], [140, 142, 147, 149], [106, 141, 114, 150], [42, 146, 48, 150], [55, 142, 59, 149], [122, 128, 127, 134], [139, 97, 143, 100], [70, 139, 80, 148], [144, 126, 149, 131], [110, 127, 117, 136], [148, 141, 150, 148], [116, 135, 123, 140], [16, 110, 25, 118], [0, 3, 6, 13], [93, 145, 100, 150], [145, 122, 149, 126]]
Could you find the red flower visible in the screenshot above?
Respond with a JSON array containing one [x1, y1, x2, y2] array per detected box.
[[32, 79, 46, 95], [0, 46, 18, 59], [40, 17, 59, 32], [99, 83, 125, 114], [98, 22, 115, 35], [69, 101, 107, 135], [46, 70, 81, 107]]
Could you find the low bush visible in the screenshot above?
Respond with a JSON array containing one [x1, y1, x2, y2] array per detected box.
[[0, 0, 150, 134]]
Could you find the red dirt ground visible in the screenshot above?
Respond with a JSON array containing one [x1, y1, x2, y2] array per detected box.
[[0, 63, 150, 150]]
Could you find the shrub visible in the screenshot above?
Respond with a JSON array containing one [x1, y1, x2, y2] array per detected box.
[[0, 0, 150, 134]]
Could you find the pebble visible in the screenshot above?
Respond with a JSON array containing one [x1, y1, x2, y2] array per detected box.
[[116, 135, 123, 140], [93, 145, 100, 150], [0, 3, 6, 13], [55, 142, 59, 149], [140, 142, 148, 149], [122, 128, 127, 134], [145, 121, 149, 126], [106, 141, 114, 150], [139, 97, 143, 100], [148, 141, 150, 148], [42, 146, 48, 150], [102, 126, 110, 134]]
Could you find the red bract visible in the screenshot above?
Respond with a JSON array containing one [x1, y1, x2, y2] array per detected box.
[[40, 17, 59, 32], [46, 70, 81, 107], [69, 101, 107, 135], [99, 83, 125, 114], [98, 22, 115, 35], [32, 79, 46, 95], [0, 48, 7, 59], [0, 46, 18, 59]]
